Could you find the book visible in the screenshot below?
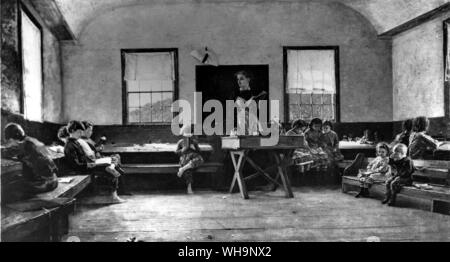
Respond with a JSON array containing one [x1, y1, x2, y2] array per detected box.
[[95, 157, 112, 166]]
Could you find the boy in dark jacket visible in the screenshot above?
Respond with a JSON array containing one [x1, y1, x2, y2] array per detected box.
[[2, 123, 58, 200], [382, 143, 415, 206], [64, 121, 124, 204]]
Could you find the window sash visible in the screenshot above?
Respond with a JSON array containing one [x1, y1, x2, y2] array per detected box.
[[21, 8, 42, 122], [124, 51, 176, 124]]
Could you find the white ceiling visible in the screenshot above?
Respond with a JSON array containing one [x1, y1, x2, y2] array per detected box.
[[54, 0, 449, 38]]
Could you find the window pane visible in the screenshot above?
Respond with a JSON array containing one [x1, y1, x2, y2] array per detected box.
[[312, 94, 322, 105], [162, 107, 172, 122], [128, 108, 140, 123], [162, 93, 173, 107], [300, 94, 311, 105], [152, 108, 163, 122], [140, 93, 151, 107], [21, 9, 42, 122], [128, 93, 140, 107], [141, 107, 152, 123], [322, 105, 334, 120], [152, 93, 163, 109], [300, 105, 312, 120], [312, 105, 322, 118], [323, 94, 332, 104], [289, 105, 301, 121], [288, 94, 300, 105], [127, 81, 139, 92]]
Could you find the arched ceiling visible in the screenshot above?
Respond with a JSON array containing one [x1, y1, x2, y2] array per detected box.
[[54, 0, 449, 39]]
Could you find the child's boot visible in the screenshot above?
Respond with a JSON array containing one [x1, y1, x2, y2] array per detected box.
[[355, 187, 365, 198], [363, 188, 370, 197], [382, 192, 391, 204], [387, 193, 397, 206]]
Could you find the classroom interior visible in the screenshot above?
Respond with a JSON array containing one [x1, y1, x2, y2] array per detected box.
[[1, 0, 450, 242]]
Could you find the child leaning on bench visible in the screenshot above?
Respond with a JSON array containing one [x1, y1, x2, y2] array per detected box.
[[382, 143, 415, 206], [355, 142, 391, 198], [2, 123, 59, 201], [175, 124, 204, 195]]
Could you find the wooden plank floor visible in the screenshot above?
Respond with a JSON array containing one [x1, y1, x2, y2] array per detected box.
[[68, 188, 450, 242]]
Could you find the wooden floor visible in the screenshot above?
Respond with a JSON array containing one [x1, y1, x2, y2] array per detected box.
[[68, 187, 450, 242]]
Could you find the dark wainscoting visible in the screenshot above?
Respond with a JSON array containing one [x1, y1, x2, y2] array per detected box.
[[1, 109, 62, 145], [393, 117, 450, 140], [332, 122, 395, 142], [93, 122, 397, 146]]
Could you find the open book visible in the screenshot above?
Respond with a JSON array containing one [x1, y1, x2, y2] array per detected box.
[[95, 157, 112, 166]]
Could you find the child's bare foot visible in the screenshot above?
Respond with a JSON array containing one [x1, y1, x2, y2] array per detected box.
[[178, 167, 186, 178], [187, 184, 194, 195]]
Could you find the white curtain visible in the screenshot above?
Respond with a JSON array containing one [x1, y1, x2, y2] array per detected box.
[[287, 50, 336, 94], [21, 9, 42, 122], [124, 52, 174, 81]]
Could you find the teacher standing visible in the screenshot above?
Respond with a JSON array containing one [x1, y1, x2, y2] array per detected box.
[[234, 71, 267, 136]]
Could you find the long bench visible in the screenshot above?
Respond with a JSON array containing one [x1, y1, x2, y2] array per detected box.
[[339, 156, 450, 214], [1, 159, 92, 242], [122, 162, 223, 175]]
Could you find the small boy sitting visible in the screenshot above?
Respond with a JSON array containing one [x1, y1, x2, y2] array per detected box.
[[382, 143, 415, 206]]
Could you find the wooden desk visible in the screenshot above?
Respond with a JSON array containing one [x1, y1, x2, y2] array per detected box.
[[222, 136, 305, 199]]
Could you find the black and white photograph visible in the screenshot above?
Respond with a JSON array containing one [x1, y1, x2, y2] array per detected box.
[[1, 0, 450, 245]]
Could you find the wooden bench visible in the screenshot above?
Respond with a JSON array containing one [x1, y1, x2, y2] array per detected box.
[[340, 157, 450, 214], [122, 162, 223, 175], [340, 157, 450, 185], [1, 160, 91, 242]]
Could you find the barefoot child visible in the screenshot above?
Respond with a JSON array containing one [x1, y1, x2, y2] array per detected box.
[[382, 143, 415, 206], [355, 142, 391, 198], [175, 124, 204, 194]]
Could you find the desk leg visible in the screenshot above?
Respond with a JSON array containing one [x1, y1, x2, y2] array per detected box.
[[274, 152, 294, 198], [229, 151, 249, 199]]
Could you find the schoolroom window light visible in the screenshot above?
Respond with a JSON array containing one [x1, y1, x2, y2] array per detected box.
[[123, 50, 177, 124], [285, 48, 339, 123], [21, 7, 43, 122]]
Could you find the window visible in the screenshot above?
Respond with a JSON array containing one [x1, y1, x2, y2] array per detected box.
[[284, 47, 340, 123], [20, 6, 43, 122], [122, 49, 178, 124]]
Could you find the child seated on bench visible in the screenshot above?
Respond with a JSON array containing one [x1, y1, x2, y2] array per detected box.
[[391, 119, 413, 148], [64, 121, 124, 204], [286, 119, 314, 166], [321, 121, 344, 164], [305, 118, 329, 170], [409, 116, 441, 160], [382, 143, 415, 206], [175, 124, 204, 194], [81, 121, 130, 195], [1, 123, 59, 201], [355, 142, 391, 198]]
